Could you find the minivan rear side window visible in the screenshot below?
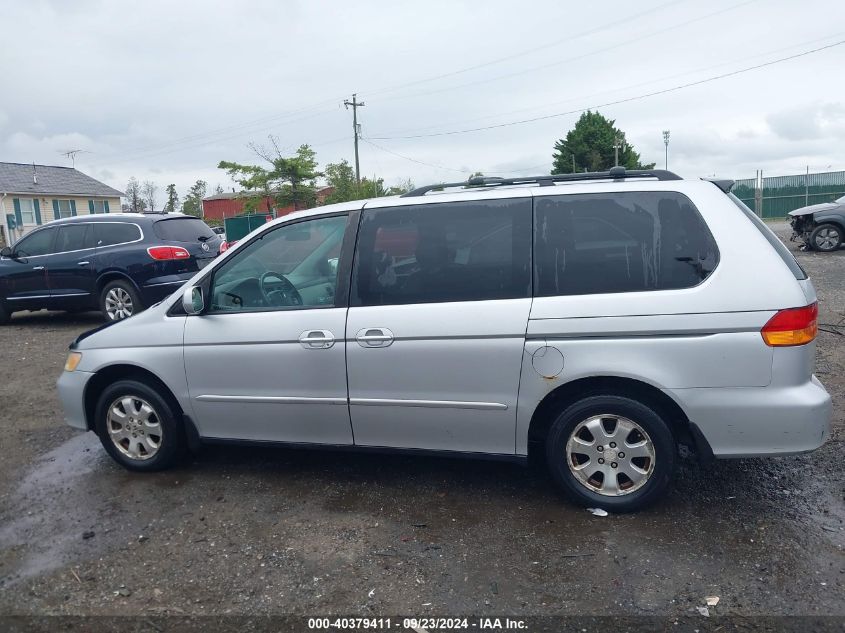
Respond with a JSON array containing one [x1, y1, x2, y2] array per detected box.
[[94, 223, 142, 247], [534, 191, 719, 296], [352, 199, 532, 306]]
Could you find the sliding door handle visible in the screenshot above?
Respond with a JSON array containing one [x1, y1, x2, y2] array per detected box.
[[356, 327, 394, 348], [298, 330, 335, 349]]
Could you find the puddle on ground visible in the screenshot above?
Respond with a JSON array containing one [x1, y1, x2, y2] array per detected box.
[[0, 432, 105, 584]]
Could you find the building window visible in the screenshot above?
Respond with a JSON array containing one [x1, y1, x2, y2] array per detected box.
[[18, 199, 36, 225], [55, 200, 74, 218], [90, 200, 108, 214]]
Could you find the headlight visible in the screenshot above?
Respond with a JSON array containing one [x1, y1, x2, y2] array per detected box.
[[64, 352, 82, 372]]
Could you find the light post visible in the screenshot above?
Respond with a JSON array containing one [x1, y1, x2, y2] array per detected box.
[[662, 130, 670, 170]]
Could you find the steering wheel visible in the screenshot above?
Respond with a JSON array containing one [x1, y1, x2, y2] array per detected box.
[[259, 271, 303, 307]]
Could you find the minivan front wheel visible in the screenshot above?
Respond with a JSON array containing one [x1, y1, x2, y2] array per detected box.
[[810, 223, 842, 252], [94, 379, 185, 471], [100, 280, 142, 321], [546, 395, 675, 512]]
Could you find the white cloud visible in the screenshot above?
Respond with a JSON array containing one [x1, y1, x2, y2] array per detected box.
[[0, 0, 844, 197]]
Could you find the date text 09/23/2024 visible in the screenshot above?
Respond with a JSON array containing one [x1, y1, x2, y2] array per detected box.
[[307, 617, 528, 630]]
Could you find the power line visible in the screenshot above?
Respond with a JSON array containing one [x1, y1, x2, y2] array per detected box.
[[83, 1, 705, 164], [369, 38, 845, 140], [103, 111, 344, 166], [372, 0, 758, 105], [363, 139, 551, 177], [363, 0, 689, 98], [373, 31, 844, 139], [361, 138, 470, 174]]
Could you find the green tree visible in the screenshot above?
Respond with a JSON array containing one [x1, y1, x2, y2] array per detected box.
[[323, 160, 357, 204], [551, 111, 654, 174], [386, 178, 415, 195], [181, 180, 207, 217], [218, 144, 321, 215], [164, 184, 179, 213], [359, 176, 387, 199], [323, 163, 415, 203]]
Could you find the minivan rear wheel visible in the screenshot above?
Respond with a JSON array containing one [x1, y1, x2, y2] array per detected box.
[[100, 279, 143, 321], [94, 379, 185, 471], [0, 302, 9, 325], [810, 223, 842, 252], [546, 395, 675, 512]]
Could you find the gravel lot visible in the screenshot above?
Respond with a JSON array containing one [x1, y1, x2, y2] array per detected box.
[[0, 223, 842, 622]]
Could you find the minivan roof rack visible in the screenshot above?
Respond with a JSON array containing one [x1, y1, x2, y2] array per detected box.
[[400, 167, 683, 197]]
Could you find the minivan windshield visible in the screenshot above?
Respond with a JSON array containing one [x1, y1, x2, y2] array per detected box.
[[153, 218, 216, 242]]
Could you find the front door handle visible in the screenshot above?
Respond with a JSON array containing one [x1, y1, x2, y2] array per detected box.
[[77, 261, 90, 266], [356, 327, 394, 348], [298, 329, 335, 349], [32, 265, 45, 271]]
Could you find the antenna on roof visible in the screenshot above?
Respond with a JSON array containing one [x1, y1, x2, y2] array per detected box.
[[32, 163, 37, 185], [59, 149, 87, 168]]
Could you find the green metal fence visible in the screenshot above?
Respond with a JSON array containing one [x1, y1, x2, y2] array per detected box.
[[734, 171, 845, 219]]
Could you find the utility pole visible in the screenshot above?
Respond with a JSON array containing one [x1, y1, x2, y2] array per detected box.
[[613, 137, 626, 167], [662, 130, 670, 170], [571, 154, 576, 173], [344, 94, 365, 187]]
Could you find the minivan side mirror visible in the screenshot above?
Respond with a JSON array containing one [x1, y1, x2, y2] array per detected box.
[[0, 246, 12, 258], [183, 286, 205, 315]]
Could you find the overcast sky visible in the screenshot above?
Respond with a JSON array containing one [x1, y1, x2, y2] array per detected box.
[[2, 0, 845, 201]]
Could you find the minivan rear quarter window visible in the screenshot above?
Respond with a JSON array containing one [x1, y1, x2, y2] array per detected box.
[[353, 198, 532, 306], [728, 192, 807, 280], [534, 191, 718, 296], [154, 218, 215, 242]]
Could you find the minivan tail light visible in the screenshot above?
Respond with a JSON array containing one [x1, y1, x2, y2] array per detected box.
[[761, 303, 818, 346], [147, 246, 190, 261]]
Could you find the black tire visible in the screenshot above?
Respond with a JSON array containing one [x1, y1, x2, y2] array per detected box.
[[545, 395, 675, 513], [99, 279, 143, 321], [810, 223, 843, 252], [0, 301, 9, 325], [94, 379, 186, 471]]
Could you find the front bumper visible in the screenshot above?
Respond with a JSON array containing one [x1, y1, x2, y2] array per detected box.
[[666, 375, 832, 458], [57, 369, 95, 430]]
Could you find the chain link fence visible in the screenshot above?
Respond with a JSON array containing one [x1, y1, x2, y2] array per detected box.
[[734, 170, 845, 219]]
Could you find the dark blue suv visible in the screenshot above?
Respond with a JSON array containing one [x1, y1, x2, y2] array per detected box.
[[0, 213, 222, 323]]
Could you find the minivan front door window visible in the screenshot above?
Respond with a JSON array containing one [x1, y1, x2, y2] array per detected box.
[[210, 215, 346, 312]]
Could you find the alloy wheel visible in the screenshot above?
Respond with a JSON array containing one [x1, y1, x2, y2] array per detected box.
[[814, 227, 840, 250], [566, 414, 655, 496], [105, 287, 134, 320], [106, 396, 162, 460]]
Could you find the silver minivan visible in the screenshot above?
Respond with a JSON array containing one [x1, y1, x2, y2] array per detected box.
[[57, 169, 831, 511]]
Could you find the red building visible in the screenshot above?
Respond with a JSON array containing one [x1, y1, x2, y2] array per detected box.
[[201, 187, 335, 221]]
